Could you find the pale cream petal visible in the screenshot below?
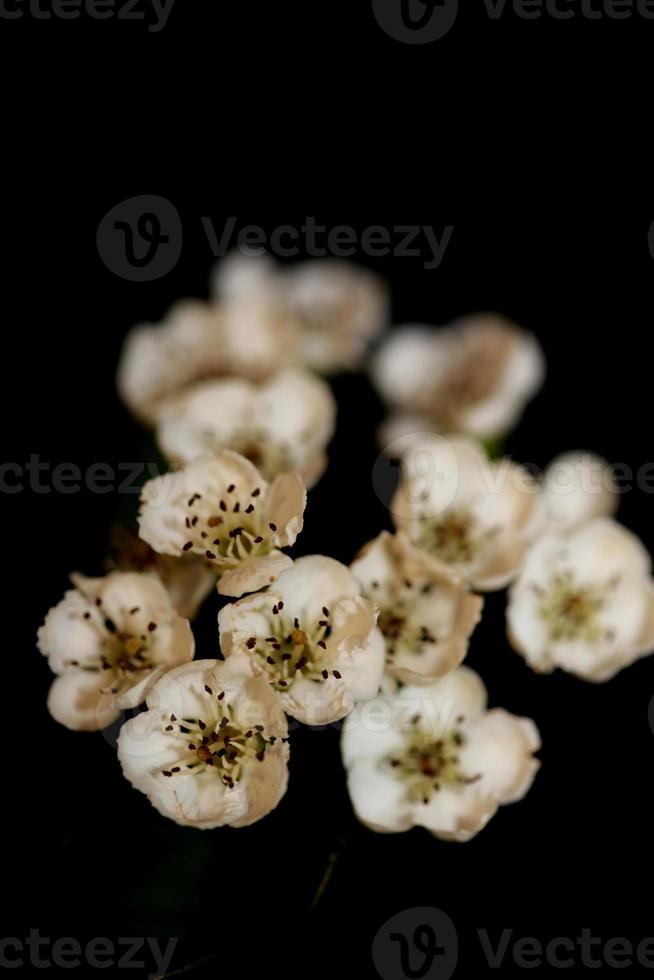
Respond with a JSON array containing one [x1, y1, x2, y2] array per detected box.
[[217, 552, 294, 597], [264, 470, 306, 548], [47, 672, 121, 732]]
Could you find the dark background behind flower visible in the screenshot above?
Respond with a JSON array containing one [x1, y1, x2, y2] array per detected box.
[[1, 6, 653, 973]]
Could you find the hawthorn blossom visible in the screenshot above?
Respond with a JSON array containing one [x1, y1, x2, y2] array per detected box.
[[156, 367, 336, 487], [106, 524, 216, 620], [117, 657, 289, 828], [341, 667, 540, 841], [117, 300, 229, 424], [214, 251, 389, 373], [372, 314, 544, 442], [541, 451, 618, 532], [218, 556, 385, 725], [507, 518, 654, 682], [392, 436, 542, 591], [350, 531, 483, 686], [138, 451, 306, 597], [37, 572, 195, 731]]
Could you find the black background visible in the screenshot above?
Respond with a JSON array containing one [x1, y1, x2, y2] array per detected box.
[[2, 2, 653, 978]]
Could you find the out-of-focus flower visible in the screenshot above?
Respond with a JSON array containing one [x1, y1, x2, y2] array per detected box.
[[138, 451, 306, 597], [156, 367, 336, 487], [507, 518, 654, 682], [117, 657, 289, 828], [341, 667, 540, 841], [541, 451, 618, 532], [372, 314, 544, 442], [106, 524, 216, 621], [218, 555, 384, 725], [392, 435, 542, 591], [37, 572, 195, 731], [214, 251, 389, 373], [350, 531, 483, 686], [117, 301, 229, 424]]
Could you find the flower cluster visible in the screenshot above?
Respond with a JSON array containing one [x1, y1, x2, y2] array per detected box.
[[37, 253, 654, 847]]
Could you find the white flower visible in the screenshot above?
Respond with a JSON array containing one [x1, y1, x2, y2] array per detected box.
[[350, 532, 483, 686], [372, 314, 544, 442], [107, 524, 216, 621], [37, 572, 195, 731], [156, 367, 336, 487], [117, 300, 229, 424], [507, 517, 654, 682], [279, 259, 389, 372], [138, 450, 306, 598], [541, 451, 618, 532], [342, 667, 540, 841], [218, 555, 385, 725], [392, 435, 542, 591], [214, 251, 388, 373], [117, 657, 289, 829]]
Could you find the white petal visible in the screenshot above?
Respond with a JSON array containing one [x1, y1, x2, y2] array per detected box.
[[47, 672, 121, 732], [217, 552, 294, 597], [37, 589, 103, 674], [413, 785, 499, 842], [264, 470, 306, 547], [460, 709, 541, 804], [271, 555, 362, 624], [542, 451, 618, 531], [156, 379, 255, 466], [401, 667, 488, 736], [345, 759, 413, 833]]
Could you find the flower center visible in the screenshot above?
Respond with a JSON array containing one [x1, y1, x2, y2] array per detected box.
[[412, 509, 487, 567], [373, 579, 438, 661], [66, 603, 158, 693], [386, 727, 480, 804], [248, 602, 341, 691], [199, 429, 292, 481], [160, 684, 286, 789], [535, 571, 618, 644], [182, 484, 277, 569]]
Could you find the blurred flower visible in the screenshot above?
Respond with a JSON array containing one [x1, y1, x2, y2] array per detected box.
[[392, 435, 542, 591], [541, 451, 618, 532], [341, 666, 540, 841], [138, 451, 306, 597], [117, 300, 229, 424], [218, 555, 384, 725], [507, 517, 654, 682], [106, 524, 216, 620], [350, 531, 483, 686], [156, 367, 336, 487], [214, 251, 389, 373], [117, 657, 289, 829], [37, 572, 195, 731], [372, 314, 544, 442]]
